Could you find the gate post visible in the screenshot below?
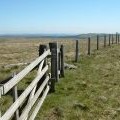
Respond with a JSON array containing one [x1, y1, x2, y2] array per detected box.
[[60, 45, 64, 77], [49, 42, 58, 92]]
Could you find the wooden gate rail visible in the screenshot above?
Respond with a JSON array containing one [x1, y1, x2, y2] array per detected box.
[[0, 49, 51, 95], [0, 42, 65, 120]]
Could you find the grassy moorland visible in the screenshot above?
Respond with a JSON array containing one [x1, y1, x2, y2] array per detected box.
[[0, 36, 107, 79], [37, 45, 120, 120], [0, 36, 120, 120], [0, 37, 88, 80]]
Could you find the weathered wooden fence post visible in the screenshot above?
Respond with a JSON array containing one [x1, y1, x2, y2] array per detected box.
[[118, 34, 120, 44], [49, 42, 58, 92], [38, 45, 47, 87], [58, 49, 61, 77], [112, 34, 114, 44], [88, 37, 91, 55], [116, 33, 118, 44], [39, 44, 47, 68], [12, 73, 19, 120], [97, 35, 99, 50], [104, 35, 106, 47], [109, 34, 111, 46], [75, 40, 79, 62], [60, 45, 64, 77], [12, 86, 19, 120]]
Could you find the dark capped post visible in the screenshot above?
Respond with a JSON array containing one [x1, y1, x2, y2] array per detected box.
[[60, 45, 65, 77], [49, 42, 58, 92], [109, 34, 111, 46], [104, 34, 106, 47], [112, 34, 114, 44], [88, 37, 91, 55], [97, 35, 99, 50], [118, 34, 120, 43], [116, 32, 118, 44], [75, 40, 79, 62]]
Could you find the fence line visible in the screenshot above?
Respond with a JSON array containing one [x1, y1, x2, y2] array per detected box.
[[0, 42, 65, 120], [75, 33, 120, 62]]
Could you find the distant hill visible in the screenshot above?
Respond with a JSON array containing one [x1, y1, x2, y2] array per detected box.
[[0, 33, 109, 39], [76, 33, 108, 39]]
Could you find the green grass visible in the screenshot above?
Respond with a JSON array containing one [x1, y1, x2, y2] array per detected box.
[[36, 45, 120, 120], [0, 38, 120, 120]]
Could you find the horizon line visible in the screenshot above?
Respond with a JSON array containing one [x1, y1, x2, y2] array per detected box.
[[0, 32, 119, 36]]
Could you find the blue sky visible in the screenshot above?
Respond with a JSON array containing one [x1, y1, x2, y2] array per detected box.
[[0, 0, 120, 34]]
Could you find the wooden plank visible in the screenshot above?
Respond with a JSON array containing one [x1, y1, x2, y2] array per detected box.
[[0, 65, 48, 120], [28, 60, 44, 102], [2, 50, 50, 95], [29, 86, 50, 120], [18, 76, 50, 120], [37, 60, 45, 76], [0, 85, 3, 96], [25, 60, 44, 120], [22, 60, 44, 120]]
